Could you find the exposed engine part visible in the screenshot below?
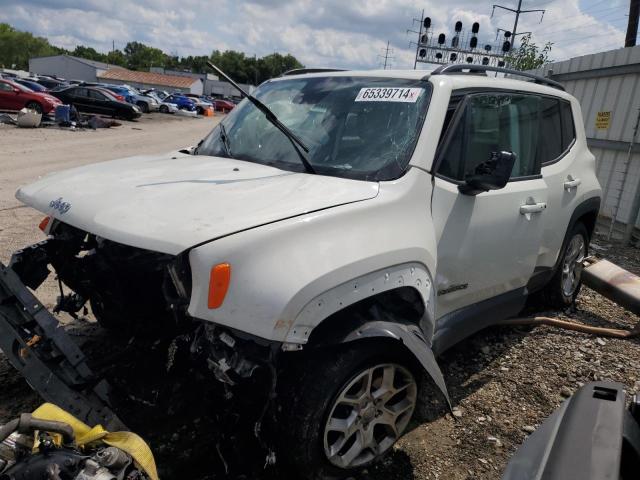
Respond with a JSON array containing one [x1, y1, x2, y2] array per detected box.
[[190, 324, 267, 386], [9, 222, 183, 332], [0, 416, 146, 480]]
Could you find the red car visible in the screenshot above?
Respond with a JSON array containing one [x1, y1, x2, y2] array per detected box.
[[0, 79, 62, 114], [213, 99, 235, 113]]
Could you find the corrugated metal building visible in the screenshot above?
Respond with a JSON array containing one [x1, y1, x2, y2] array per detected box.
[[150, 67, 255, 98], [530, 46, 640, 239], [98, 68, 203, 94], [29, 55, 124, 82]]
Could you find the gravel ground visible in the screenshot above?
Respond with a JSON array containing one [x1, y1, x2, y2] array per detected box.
[[1, 121, 639, 479]]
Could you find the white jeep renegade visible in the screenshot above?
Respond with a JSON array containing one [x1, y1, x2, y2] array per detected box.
[[7, 65, 601, 477]]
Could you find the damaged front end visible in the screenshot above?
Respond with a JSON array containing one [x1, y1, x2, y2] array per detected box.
[[1, 220, 283, 476]]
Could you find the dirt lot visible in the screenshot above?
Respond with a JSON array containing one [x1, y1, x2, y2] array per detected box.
[[1, 115, 640, 479]]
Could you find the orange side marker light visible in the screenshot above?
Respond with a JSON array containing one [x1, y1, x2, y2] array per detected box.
[[208, 263, 231, 309], [38, 216, 51, 233]]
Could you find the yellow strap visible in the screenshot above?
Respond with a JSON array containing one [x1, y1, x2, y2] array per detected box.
[[32, 403, 159, 480]]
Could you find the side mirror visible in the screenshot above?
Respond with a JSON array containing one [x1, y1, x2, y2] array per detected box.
[[13, 88, 20, 94], [458, 151, 516, 196]]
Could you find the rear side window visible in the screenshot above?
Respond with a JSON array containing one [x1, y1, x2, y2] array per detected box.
[[538, 97, 562, 164], [89, 90, 106, 100], [560, 101, 576, 153], [437, 93, 541, 181]]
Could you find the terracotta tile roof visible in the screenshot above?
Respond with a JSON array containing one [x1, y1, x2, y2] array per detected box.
[[97, 68, 199, 88]]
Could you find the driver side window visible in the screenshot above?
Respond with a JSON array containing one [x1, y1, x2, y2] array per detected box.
[[437, 93, 541, 181]]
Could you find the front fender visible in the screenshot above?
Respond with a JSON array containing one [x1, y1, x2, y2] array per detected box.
[[187, 168, 438, 344], [342, 321, 450, 408]]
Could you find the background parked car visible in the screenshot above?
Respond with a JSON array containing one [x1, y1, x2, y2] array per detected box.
[[0, 78, 61, 114], [212, 98, 235, 113], [158, 100, 180, 114], [101, 84, 159, 113], [159, 94, 196, 112], [35, 76, 68, 90], [50, 85, 141, 120], [13, 78, 48, 92], [184, 93, 213, 114]]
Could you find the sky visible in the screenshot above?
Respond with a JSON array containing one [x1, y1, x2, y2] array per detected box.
[[0, 0, 633, 70]]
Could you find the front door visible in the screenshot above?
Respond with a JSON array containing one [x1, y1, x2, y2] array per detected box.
[[431, 92, 549, 319], [0, 81, 22, 110]]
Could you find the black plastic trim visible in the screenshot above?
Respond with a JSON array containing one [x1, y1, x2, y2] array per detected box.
[[430, 63, 565, 91], [281, 68, 346, 76], [0, 263, 126, 431], [503, 382, 633, 480], [432, 287, 528, 355]]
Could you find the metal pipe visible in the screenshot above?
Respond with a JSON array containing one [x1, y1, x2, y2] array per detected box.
[[502, 316, 639, 338], [18, 414, 75, 445], [0, 415, 75, 445], [0, 420, 19, 444]]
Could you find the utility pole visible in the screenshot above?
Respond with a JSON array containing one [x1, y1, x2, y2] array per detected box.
[[626, 0, 640, 47], [492, 1, 545, 46], [413, 9, 424, 69], [378, 41, 394, 69]]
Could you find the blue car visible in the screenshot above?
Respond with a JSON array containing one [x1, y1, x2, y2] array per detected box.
[[14, 79, 48, 92], [162, 94, 196, 111], [102, 85, 135, 103]]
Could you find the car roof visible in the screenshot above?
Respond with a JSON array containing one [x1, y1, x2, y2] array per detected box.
[[272, 68, 571, 99]]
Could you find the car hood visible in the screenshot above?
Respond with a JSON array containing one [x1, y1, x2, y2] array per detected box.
[[16, 152, 379, 255]]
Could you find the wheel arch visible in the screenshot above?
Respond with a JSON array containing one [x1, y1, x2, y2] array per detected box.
[[284, 262, 435, 345], [283, 264, 450, 407], [558, 196, 600, 269], [530, 196, 601, 294]]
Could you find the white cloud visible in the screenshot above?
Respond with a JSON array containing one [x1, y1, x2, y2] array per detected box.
[[0, 0, 632, 69]]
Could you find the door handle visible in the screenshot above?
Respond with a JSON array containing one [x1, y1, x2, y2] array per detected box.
[[563, 177, 581, 191], [520, 202, 547, 214]]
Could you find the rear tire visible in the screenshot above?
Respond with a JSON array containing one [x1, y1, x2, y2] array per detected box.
[[277, 340, 418, 479], [540, 222, 589, 309], [25, 101, 43, 114]]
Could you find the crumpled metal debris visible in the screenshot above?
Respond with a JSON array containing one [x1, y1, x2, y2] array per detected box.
[[16, 108, 41, 128], [0, 113, 16, 125]]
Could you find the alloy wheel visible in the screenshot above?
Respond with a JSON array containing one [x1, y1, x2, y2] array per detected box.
[[323, 363, 417, 469], [561, 233, 586, 297]]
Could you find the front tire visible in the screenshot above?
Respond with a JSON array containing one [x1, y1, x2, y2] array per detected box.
[[278, 341, 418, 479], [25, 101, 43, 114], [541, 222, 589, 308]]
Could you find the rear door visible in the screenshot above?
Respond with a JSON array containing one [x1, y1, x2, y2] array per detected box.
[[87, 89, 110, 115], [432, 92, 549, 318], [536, 99, 584, 268]]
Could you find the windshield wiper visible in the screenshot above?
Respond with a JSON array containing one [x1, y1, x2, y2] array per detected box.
[[219, 122, 233, 157], [206, 61, 316, 174]]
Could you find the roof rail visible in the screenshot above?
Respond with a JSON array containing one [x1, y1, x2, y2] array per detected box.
[[430, 64, 565, 91], [281, 68, 346, 76]]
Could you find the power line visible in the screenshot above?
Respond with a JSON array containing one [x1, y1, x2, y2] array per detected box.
[[534, 4, 627, 33], [492, 0, 546, 47], [538, 14, 627, 39]]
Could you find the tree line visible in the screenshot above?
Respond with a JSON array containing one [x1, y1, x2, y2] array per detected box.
[[0, 23, 304, 85]]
